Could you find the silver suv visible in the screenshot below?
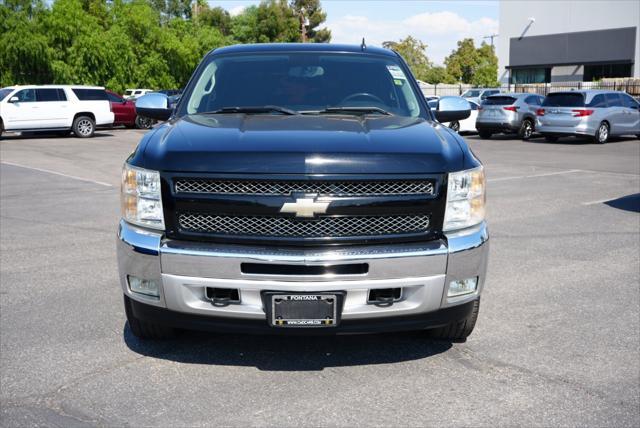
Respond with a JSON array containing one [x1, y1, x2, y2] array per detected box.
[[476, 93, 545, 140], [537, 90, 640, 143]]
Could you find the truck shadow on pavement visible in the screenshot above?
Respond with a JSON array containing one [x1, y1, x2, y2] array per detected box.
[[123, 325, 452, 371], [604, 193, 640, 213]]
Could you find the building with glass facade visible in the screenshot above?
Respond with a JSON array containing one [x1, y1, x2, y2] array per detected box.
[[497, 0, 639, 84]]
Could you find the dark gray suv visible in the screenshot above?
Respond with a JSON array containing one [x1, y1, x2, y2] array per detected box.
[[476, 93, 545, 140]]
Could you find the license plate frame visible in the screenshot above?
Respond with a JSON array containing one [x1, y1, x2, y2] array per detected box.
[[263, 291, 345, 328]]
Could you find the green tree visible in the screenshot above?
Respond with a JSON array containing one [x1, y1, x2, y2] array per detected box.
[[232, 0, 298, 44], [290, 0, 330, 43], [473, 42, 499, 87], [196, 3, 232, 36], [382, 36, 431, 81], [423, 66, 455, 84], [444, 38, 498, 86]]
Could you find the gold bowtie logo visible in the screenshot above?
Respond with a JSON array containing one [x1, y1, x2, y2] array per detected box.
[[280, 197, 330, 218]]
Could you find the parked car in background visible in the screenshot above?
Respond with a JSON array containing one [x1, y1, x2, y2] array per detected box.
[[0, 85, 113, 138], [537, 90, 640, 143], [124, 89, 153, 99], [154, 89, 182, 97], [476, 93, 545, 140], [462, 88, 501, 104], [106, 90, 154, 129], [447, 100, 480, 133]]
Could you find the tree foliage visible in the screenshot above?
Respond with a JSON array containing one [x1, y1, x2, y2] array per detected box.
[[291, 0, 330, 43], [0, 0, 332, 92], [444, 38, 499, 86]]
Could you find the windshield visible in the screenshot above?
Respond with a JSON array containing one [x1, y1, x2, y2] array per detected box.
[[542, 93, 585, 107], [462, 90, 481, 97], [0, 88, 13, 101], [180, 52, 424, 117]]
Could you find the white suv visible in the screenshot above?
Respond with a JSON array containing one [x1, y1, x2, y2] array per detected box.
[[124, 89, 153, 99], [0, 85, 114, 138]]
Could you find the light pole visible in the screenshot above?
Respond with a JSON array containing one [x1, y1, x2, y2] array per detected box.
[[483, 34, 499, 48]]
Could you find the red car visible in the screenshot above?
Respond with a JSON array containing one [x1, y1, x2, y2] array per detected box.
[[106, 90, 153, 129]]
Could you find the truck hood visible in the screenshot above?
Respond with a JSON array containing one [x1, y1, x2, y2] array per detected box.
[[138, 114, 465, 174]]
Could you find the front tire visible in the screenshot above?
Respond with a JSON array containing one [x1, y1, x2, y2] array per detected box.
[[427, 299, 480, 341], [72, 115, 95, 138], [594, 122, 609, 144], [124, 295, 175, 340], [478, 130, 492, 139], [448, 121, 460, 133], [135, 115, 154, 129], [518, 118, 534, 140]]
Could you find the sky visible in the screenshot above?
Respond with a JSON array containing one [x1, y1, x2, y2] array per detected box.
[[210, 1, 500, 65]]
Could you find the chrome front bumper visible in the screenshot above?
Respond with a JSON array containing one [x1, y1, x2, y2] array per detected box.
[[117, 220, 489, 323]]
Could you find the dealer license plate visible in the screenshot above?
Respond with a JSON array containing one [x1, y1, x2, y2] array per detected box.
[[269, 293, 338, 328]]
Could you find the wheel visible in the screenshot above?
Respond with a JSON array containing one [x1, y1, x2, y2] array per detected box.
[[448, 121, 460, 133], [72, 115, 95, 138], [135, 115, 154, 129], [518, 118, 534, 140], [124, 295, 175, 340], [427, 299, 480, 341], [478, 130, 492, 139], [544, 135, 558, 143], [594, 122, 609, 144]]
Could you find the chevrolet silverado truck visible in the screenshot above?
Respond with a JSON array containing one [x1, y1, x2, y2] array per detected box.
[[117, 43, 488, 340]]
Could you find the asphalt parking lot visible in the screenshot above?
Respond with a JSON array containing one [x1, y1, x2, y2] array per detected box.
[[1, 129, 639, 427]]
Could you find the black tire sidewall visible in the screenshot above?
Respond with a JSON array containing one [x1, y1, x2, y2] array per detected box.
[[595, 122, 609, 144], [73, 116, 95, 138], [520, 119, 534, 140]]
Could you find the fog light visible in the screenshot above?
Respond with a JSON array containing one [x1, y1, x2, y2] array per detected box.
[[128, 276, 160, 298], [448, 277, 478, 297]]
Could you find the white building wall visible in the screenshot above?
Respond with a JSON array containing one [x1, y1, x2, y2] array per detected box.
[[498, 0, 640, 83]]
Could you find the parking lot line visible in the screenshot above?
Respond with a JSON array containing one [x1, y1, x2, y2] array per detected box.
[[488, 169, 583, 182], [0, 161, 114, 187]]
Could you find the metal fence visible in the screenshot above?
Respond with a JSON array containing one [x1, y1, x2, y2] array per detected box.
[[419, 79, 640, 98]]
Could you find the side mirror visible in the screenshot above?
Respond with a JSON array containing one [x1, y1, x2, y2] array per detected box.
[[9, 96, 19, 103], [435, 96, 471, 123], [135, 93, 172, 121]]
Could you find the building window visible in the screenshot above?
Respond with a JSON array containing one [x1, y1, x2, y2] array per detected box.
[[583, 63, 632, 81], [511, 68, 551, 84]]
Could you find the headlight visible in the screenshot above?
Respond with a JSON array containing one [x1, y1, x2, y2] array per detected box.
[[443, 166, 485, 231], [121, 163, 164, 230]]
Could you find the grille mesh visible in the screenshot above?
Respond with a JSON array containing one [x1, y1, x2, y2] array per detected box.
[[178, 214, 430, 238], [175, 179, 434, 196]]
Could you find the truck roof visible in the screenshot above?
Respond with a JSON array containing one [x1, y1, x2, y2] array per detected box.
[[210, 43, 396, 58]]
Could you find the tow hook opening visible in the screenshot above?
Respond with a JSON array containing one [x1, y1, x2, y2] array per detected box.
[[205, 287, 240, 306], [368, 288, 402, 306]]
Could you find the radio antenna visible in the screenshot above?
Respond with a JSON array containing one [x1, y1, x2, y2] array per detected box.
[[361, 37, 367, 50]]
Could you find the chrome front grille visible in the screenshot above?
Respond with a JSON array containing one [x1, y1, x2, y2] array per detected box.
[[178, 214, 430, 238], [174, 179, 435, 197]]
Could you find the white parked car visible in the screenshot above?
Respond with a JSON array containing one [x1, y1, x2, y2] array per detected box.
[[0, 85, 114, 138], [428, 99, 479, 133], [124, 89, 153, 99], [447, 100, 480, 133]]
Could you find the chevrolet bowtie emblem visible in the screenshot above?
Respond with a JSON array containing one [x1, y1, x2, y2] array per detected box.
[[280, 197, 330, 218]]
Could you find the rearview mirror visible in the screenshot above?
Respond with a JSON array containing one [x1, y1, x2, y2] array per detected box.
[[435, 96, 471, 123], [135, 93, 172, 121], [8, 96, 19, 103]]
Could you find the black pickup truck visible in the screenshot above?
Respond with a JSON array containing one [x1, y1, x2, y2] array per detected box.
[[117, 43, 488, 340]]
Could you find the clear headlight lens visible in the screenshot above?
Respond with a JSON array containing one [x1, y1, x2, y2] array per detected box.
[[121, 163, 164, 229], [443, 166, 485, 231]]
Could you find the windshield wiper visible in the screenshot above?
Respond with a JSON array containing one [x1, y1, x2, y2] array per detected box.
[[201, 105, 299, 115], [303, 106, 392, 116]]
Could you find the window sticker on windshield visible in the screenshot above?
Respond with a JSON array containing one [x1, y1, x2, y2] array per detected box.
[[387, 65, 407, 80]]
